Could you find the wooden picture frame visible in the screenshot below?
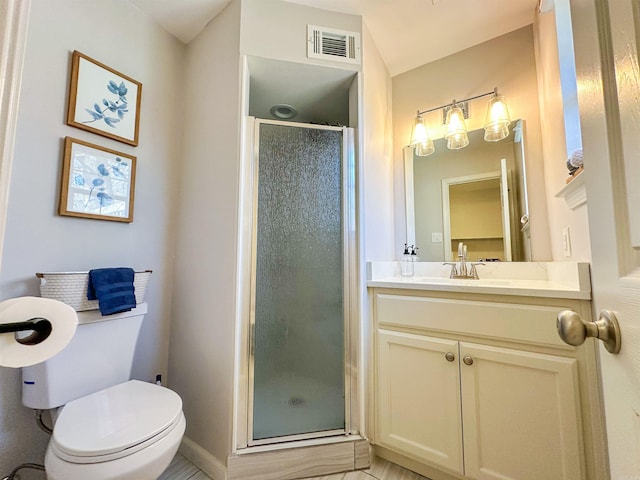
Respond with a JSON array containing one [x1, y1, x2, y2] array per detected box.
[[59, 137, 136, 223], [67, 51, 142, 146]]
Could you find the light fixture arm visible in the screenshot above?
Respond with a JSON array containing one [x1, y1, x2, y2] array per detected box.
[[416, 87, 499, 116]]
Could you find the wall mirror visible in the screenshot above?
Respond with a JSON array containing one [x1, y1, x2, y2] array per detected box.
[[405, 119, 531, 262]]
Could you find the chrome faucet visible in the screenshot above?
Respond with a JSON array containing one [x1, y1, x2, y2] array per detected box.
[[444, 242, 484, 279]]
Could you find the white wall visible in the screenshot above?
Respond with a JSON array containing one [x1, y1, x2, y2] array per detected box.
[[392, 26, 552, 261], [0, 0, 184, 476], [240, 0, 361, 71], [533, 5, 591, 262], [362, 24, 394, 261], [0, 0, 30, 272], [168, 0, 242, 469]]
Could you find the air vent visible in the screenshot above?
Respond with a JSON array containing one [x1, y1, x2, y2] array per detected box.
[[307, 25, 361, 65]]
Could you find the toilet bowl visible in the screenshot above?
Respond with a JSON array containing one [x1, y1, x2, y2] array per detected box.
[[44, 380, 185, 480], [21, 304, 186, 480]]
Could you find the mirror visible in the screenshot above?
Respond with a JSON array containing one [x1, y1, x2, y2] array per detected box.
[[405, 119, 530, 262]]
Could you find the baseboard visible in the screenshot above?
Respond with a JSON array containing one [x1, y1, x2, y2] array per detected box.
[[179, 436, 227, 480]]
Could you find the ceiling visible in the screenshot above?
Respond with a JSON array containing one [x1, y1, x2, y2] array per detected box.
[[129, 0, 539, 77]]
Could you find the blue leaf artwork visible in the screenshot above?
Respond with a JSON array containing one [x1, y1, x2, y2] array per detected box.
[[67, 142, 133, 219], [82, 80, 129, 129]]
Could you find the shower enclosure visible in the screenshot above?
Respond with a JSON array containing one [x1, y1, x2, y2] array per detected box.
[[246, 119, 356, 446]]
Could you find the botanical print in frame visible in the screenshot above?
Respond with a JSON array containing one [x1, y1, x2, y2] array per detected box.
[[67, 51, 142, 146], [59, 137, 136, 223]]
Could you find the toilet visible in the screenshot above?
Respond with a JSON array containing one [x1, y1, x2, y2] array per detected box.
[[21, 303, 185, 480]]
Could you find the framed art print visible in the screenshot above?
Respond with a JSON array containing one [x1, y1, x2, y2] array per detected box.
[[67, 51, 142, 146], [59, 137, 136, 222]]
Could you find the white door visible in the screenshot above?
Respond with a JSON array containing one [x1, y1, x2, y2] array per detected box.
[[572, 0, 640, 477]]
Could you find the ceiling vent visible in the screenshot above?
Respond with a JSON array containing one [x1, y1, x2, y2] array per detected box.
[[307, 25, 361, 65]]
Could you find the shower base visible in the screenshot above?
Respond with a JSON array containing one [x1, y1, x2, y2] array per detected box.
[[252, 372, 345, 442]]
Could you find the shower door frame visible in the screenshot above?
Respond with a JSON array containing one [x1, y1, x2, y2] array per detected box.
[[243, 118, 358, 448]]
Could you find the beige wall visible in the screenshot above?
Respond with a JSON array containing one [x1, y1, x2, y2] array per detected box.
[[392, 26, 552, 261], [534, 4, 591, 262]]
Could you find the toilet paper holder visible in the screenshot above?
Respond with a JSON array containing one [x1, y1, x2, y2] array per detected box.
[[0, 317, 52, 345]]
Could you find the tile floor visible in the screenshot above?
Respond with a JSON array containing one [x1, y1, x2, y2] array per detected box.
[[159, 453, 430, 480]]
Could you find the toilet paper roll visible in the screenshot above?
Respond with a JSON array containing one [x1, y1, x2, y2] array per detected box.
[[0, 296, 78, 368]]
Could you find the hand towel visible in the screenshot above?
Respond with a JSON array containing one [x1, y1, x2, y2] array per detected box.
[[87, 267, 136, 316]]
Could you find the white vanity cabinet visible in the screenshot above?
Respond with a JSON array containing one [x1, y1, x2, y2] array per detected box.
[[371, 288, 606, 480]]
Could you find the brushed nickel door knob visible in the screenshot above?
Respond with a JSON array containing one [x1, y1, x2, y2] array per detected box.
[[462, 356, 474, 366], [557, 309, 621, 354], [445, 352, 455, 362]]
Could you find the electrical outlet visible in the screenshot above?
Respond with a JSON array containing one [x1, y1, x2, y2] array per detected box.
[[561, 226, 572, 257], [432, 232, 443, 243]]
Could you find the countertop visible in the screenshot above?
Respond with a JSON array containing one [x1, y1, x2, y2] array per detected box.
[[366, 262, 591, 300]]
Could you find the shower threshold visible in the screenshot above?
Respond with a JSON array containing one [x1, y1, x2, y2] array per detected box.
[[228, 435, 369, 480]]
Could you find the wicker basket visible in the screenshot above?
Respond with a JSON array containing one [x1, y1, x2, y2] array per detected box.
[[36, 270, 152, 312]]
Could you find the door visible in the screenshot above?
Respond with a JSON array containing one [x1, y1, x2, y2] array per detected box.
[[499, 158, 512, 261], [376, 329, 464, 474], [459, 342, 583, 480], [572, 0, 640, 477], [249, 120, 353, 445]]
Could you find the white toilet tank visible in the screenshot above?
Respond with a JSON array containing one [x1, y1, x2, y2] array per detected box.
[[22, 303, 148, 409]]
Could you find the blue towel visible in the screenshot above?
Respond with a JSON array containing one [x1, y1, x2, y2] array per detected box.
[[87, 267, 137, 316]]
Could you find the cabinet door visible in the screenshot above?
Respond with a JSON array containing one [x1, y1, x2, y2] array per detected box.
[[376, 329, 463, 474], [459, 342, 583, 480]]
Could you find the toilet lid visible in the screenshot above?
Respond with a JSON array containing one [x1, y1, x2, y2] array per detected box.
[[52, 380, 183, 458]]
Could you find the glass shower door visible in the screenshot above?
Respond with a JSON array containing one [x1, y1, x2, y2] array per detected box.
[[250, 121, 347, 443]]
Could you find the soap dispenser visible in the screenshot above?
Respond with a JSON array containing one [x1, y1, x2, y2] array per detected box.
[[401, 243, 414, 277], [411, 245, 419, 268]]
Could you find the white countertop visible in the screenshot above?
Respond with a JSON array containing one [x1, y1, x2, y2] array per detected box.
[[367, 262, 591, 300]]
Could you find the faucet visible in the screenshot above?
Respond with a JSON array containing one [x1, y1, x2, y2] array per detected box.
[[444, 242, 484, 279]]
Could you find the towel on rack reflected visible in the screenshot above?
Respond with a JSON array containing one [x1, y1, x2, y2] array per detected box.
[[87, 268, 136, 316]]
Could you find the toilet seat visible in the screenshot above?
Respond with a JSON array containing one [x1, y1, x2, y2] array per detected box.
[[51, 380, 183, 464]]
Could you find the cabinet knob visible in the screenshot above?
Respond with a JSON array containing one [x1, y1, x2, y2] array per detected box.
[[445, 352, 455, 362], [463, 356, 474, 365], [557, 309, 621, 354]]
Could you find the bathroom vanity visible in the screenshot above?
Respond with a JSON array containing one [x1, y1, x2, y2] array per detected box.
[[367, 262, 607, 480]]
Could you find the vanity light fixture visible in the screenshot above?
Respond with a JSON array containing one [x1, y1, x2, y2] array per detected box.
[[410, 87, 511, 156]]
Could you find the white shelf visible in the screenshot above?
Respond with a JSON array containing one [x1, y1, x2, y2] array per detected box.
[[555, 171, 586, 210]]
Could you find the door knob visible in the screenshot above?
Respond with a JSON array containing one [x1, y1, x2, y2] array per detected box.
[[462, 356, 474, 365], [445, 352, 455, 362], [556, 309, 621, 354]]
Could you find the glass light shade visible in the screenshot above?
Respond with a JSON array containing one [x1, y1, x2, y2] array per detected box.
[[414, 140, 435, 156], [484, 93, 511, 142], [445, 106, 469, 150], [410, 114, 435, 156], [484, 124, 510, 142], [447, 132, 469, 150]]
